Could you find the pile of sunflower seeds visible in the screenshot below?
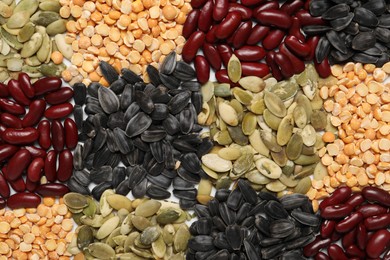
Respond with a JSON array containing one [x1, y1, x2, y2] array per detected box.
[[187, 180, 320, 260], [65, 191, 190, 260], [68, 51, 213, 209], [198, 65, 334, 196], [308, 0, 390, 66]]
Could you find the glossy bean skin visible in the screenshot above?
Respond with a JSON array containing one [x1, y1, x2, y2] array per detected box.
[[266, 51, 283, 81], [357, 204, 388, 218], [33, 77, 62, 96], [241, 0, 263, 7], [18, 73, 34, 98], [328, 244, 348, 260], [346, 245, 366, 258], [315, 57, 331, 78], [364, 213, 390, 231], [0, 172, 10, 198], [0, 144, 19, 162], [183, 10, 200, 39], [306, 36, 320, 61], [366, 229, 390, 258], [228, 4, 252, 21], [262, 29, 285, 50], [213, 0, 228, 21], [199, 0, 213, 32], [234, 46, 266, 62], [253, 1, 279, 16], [331, 230, 342, 241], [362, 186, 390, 207], [216, 69, 234, 84], [0, 83, 9, 97], [321, 220, 336, 239], [182, 31, 206, 63], [27, 157, 44, 182], [9, 176, 25, 192], [321, 204, 354, 219], [44, 87, 73, 105], [206, 26, 218, 43], [8, 79, 31, 106], [346, 193, 365, 209], [357, 223, 367, 250], [247, 25, 270, 45], [215, 12, 242, 39], [57, 150, 73, 182], [0, 197, 5, 209], [7, 192, 40, 209], [44, 103, 73, 120], [274, 52, 294, 78], [22, 99, 46, 127], [0, 98, 26, 115], [24, 146, 47, 159], [2, 128, 39, 145], [256, 10, 292, 29], [7, 149, 32, 181], [51, 120, 64, 152], [241, 62, 269, 77], [44, 150, 57, 182], [279, 43, 305, 74], [36, 183, 70, 197], [203, 43, 222, 70], [232, 21, 252, 49], [303, 236, 332, 257], [335, 212, 363, 233], [64, 118, 78, 149], [320, 186, 352, 210], [289, 17, 306, 42], [195, 56, 210, 84], [26, 178, 38, 192], [0, 113, 22, 128], [315, 252, 331, 260], [191, 0, 208, 8], [217, 44, 234, 67], [341, 227, 356, 248], [285, 35, 311, 58], [281, 0, 304, 15], [296, 10, 326, 25], [37, 120, 51, 150]]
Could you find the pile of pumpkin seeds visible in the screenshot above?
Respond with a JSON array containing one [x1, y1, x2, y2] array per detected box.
[[0, 0, 71, 82], [198, 63, 336, 199], [65, 190, 191, 260]]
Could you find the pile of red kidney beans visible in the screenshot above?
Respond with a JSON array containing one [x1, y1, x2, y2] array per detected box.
[[0, 74, 76, 209]]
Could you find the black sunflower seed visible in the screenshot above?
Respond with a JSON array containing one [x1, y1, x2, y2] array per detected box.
[[330, 13, 354, 31], [270, 219, 295, 239], [173, 189, 197, 200], [362, 0, 386, 16], [121, 68, 142, 84], [113, 127, 134, 154], [188, 236, 215, 252], [92, 128, 107, 152], [146, 184, 171, 200], [354, 7, 379, 27], [261, 244, 285, 259], [120, 84, 134, 110], [160, 51, 177, 75], [90, 166, 112, 184], [291, 209, 320, 227], [322, 3, 350, 20], [315, 36, 331, 63], [132, 177, 148, 198], [135, 90, 154, 114], [181, 81, 201, 91], [160, 73, 181, 89], [265, 200, 288, 219], [326, 30, 348, 54], [140, 129, 167, 142], [67, 177, 90, 195], [91, 181, 113, 200], [352, 52, 379, 63], [173, 61, 196, 81], [352, 31, 377, 50], [167, 90, 191, 114], [73, 144, 84, 171], [243, 239, 261, 260], [115, 179, 130, 196], [73, 170, 90, 187], [98, 86, 119, 114], [226, 225, 243, 250], [125, 112, 153, 137], [302, 25, 332, 35], [73, 82, 87, 105], [111, 167, 126, 188], [110, 78, 126, 94], [379, 14, 390, 28], [147, 174, 172, 189], [146, 65, 162, 86], [99, 61, 119, 84]]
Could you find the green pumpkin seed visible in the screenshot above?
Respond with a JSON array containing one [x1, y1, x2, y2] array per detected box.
[[39, 0, 61, 12], [296, 94, 313, 122], [314, 162, 328, 180], [100, 190, 114, 217], [201, 164, 219, 179], [232, 153, 253, 178], [54, 34, 72, 59], [30, 10, 60, 26], [227, 54, 241, 83], [0, 2, 13, 18], [82, 197, 97, 218], [107, 194, 133, 212], [77, 225, 94, 250], [20, 32, 42, 57], [130, 245, 153, 258], [135, 200, 161, 217], [279, 174, 298, 188], [232, 88, 253, 105], [238, 76, 265, 93], [7, 11, 30, 29], [266, 180, 287, 192], [294, 154, 320, 166], [301, 144, 316, 155], [36, 32, 50, 62], [242, 112, 256, 135], [120, 214, 133, 235], [250, 99, 265, 114], [214, 83, 231, 97], [64, 192, 88, 209], [271, 148, 288, 167], [227, 126, 248, 145], [39, 62, 65, 77], [140, 226, 160, 245], [1, 28, 23, 50], [218, 147, 241, 161], [293, 105, 307, 129], [310, 91, 323, 110], [294, 177, 312, 194], [294, 164, 316, 179], [14, 0, 39, 15], [173, 224, 190, 253], [17, 22, 35, 43], [286, 133, 303, 160], [215, 176, 232, 189], [197, 178, 212, 196], [255, 157, 282, 179], [264, 91, 286, 117], [249, 129, 269, 156], [263, 109, 282, 130], [157, 209, 181, 225], [310, 110, 327, 131], [267, 80, 298, 101], [246, 169, 271, 185], [260, 130, 282, 153], [162, 224, 175, 246], [88, 243, 116, 259], [6, 58, 23, 71], [276, 115, 294, 146], [124, 232, 139, 252], [214, 130, 233, 145]]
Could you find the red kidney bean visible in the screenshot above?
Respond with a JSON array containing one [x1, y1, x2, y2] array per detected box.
[[303, 236, 332, 257], [206, 26, 218, 43], [8, 79, 31, 106], [26, 178, 38, 192], [315, 57, 331, 78], [321, 220, 336, 239], [217, 44, 233, 67], [328, 244, 348, 260], [44, 103, 73, 120], [216, 69, 234, 84], [364, 213, 390, 231], [0, 144, 19, 162], [213, 0, 228, 21], [320, 186, 352, 211], [305, 36, 320, 61], [366, 229, 390, 258], [304, 0, 310, 10], [198, 0, 213, 32], [296, 10, 326, 25], [27, 157, 44, 183], [0, 83, 9, 97], [336, 212, 363, 233], [44, 150, 57, 182], [253, 1, 279, 16], [36, 183, 70, 197], [182, 31, 206, 63], [18, 73, 35, 98], [44, 87, 73, 105], [362, 186, 390, 207], [191, 0, 207, 8], [256, 9, 292, 29], [9, 176, 26, 192], [22, 99, 46, 127], [281, 0, 304, 15], [0, 172, 10, 198], [33, 77, 62, 96], [64, 118, 78, 150], [285, 35, 311, 58], [315, 252, 331, 260], [321, 204, 354, 219], [247, 25, 270, 45], [345, 193, 365, 209], [346, 245, 366, 258], [357, 204, 388, 218], [241, 62, 269, 77], [37, 120, 51, 150], [228, 3, 252, 20], [0, 113, 22, 128], [57, 150, 73, 182], [215, 12, 242, 39], [183, 10, 200, 39], [279, 43, 305, 74], [2, 127, 39, 145], [234, 46, 266, 62], [0, 98, 25, 115], [0, 197, 5, 209], [241, 0, 263, 7], [7, 149, 32, 181], [289, 17, 306, 42], [203, 43, 222, 70], [7, 192, 40, 209], [357, 222, 367, 250], [232, 21, 252, 49], [194, 55, 210, 84], [266, 51, 283, 81], [24, 146, 47, 159], [262, 29, 285, 50], [51, 120, 64, 152], [331, 231, 342, 241], [274, 52, 294, 78]]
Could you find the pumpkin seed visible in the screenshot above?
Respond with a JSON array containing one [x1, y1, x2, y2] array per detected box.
[[266, 180, 287, 192], [64, 192, 88, 209], [218, 102, 238, 126], [277, 115, 294, 146], [263, 109, 282, 130], [286, 133, 303, 160], [238, 76, 265, 93], [293, 105, 308, 128], [227, 54, 241, 83], [255, 158, 282, 179], [135, 200, 161, 217], [218, 147, 241, 161], [88, 243, 116, 259], [201, 153, 232, 172], [293, 177, 312, 194], [264, 91, 287, 117]]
